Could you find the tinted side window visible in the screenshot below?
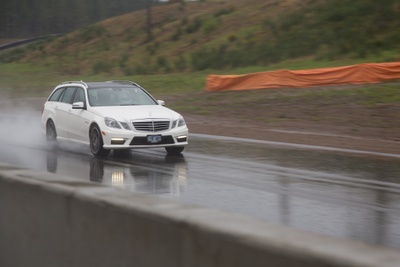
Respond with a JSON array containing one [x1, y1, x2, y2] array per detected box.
[[73, 88, 86, 103], [60, 87, 77, 104], [48, 88, 65, 102]]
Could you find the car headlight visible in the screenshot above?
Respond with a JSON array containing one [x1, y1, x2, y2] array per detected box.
[[177, 116, 186, 127], [120, 121, 131, 130], [171, 116, 186, 129], [105, 117, 121, 129]]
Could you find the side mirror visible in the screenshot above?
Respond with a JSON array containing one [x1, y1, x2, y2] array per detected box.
[[72, 102, 85, 109], [157, 100, 165, 106]]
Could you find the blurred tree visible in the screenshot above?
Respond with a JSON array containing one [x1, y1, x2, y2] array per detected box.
[[0, 0, 149, 38]]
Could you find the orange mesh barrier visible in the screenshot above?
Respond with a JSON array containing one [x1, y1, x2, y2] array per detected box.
[[205, 62, 400, 91]]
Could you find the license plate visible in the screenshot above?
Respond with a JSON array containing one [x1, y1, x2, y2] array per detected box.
[[147, 135, 162, 144]]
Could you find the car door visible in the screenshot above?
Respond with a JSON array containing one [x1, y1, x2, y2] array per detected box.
[[69, 87, 91, 143], [43, 87, 65, 130], [56, 86, 77, 139]]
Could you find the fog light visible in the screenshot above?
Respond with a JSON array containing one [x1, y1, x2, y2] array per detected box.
[[176, 135, 187, 142], [111, 138, 126, 145]]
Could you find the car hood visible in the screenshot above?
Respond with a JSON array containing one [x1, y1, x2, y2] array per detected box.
[[91, 105, 181, 122]]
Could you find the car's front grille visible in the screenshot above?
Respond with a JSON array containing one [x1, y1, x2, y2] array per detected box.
[[130, 136, 175, 145], [132, 120, 170, 132]]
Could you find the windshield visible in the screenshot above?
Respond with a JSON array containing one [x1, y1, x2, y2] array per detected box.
[[88, 87, 157, 107]]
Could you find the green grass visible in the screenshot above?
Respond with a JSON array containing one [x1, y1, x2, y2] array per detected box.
[[0, 64, 61, 96], [1, 62, 400, 106], [0, 63, 209, 97], [358, 84, 400, 106], [296, 83, 400, 105]]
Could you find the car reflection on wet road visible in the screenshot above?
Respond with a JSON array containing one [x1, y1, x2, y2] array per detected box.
[[1, 132, 400, 250]]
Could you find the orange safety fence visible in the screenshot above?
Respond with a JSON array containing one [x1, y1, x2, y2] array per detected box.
[[205, 62, 400, 91]]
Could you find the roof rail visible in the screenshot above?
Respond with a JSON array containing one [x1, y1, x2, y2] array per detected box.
[[107, 80, 141, 88], [60, 81, 88, 87]]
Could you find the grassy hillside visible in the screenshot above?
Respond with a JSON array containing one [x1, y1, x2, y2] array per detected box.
[[1, 0, 399, 76]]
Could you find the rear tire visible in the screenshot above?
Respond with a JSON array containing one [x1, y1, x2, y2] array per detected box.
[[165, 146, 185, 155], [90, 125, 110, 157], [46, 120, 57, 147]]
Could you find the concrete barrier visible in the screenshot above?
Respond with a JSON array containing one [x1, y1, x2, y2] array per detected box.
[[1, 162, 399, 267]]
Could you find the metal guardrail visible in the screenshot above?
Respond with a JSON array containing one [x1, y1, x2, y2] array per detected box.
[[0, 34, 62, 51]]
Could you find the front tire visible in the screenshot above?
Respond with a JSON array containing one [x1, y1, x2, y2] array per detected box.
[[165, 146, 185, 155], [90, 125, 110, 157]]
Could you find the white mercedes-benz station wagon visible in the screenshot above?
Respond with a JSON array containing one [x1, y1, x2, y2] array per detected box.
[[41, 80, 188, 157]]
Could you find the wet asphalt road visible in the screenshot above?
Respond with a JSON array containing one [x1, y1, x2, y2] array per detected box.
[[1, 114, 400, 250]]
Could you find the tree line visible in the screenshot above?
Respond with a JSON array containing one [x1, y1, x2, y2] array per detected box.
[[0, 0, 153, 38]]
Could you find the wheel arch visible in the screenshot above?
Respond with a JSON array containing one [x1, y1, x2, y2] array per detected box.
[[46, 117, 55, 127], [89, 121, 102, 135], [89, 121, 99, 131]]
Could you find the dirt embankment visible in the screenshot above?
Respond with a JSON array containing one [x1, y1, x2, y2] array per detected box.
[[185, 114, 400, 155], [165, 86, 400, 155]]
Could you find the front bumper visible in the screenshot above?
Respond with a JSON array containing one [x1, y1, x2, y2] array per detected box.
[[101, 127, 188, 150]]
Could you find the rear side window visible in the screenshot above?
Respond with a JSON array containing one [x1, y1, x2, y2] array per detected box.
[[48, 88, 65, 101], [60, 87, 77, 104]]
